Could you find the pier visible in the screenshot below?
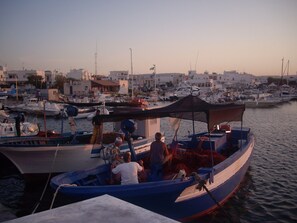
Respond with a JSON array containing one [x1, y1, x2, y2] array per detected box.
[[5, 195, 178, 223]]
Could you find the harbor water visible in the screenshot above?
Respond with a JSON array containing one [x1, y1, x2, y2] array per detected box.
[[1, 101, 297, 222]]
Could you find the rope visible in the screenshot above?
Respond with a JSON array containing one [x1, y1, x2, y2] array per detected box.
[[49, 184, 77, 209], [31, 144, 60, 214], [191, 172, 234, 223]]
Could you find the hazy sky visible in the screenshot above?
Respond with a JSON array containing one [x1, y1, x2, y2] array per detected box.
[[1, 0, 296, 76]]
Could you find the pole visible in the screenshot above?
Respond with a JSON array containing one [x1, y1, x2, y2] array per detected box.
[[43, 101, 47, 138], [153, 64, 156, 93], [129, 48, 134, 99], [280, 58, 284, 86], [287, 60, 290, 85]]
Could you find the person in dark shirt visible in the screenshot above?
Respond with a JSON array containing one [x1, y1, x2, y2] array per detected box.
[[14, 115, 21, 137], [149, 132, 170, 181], [90, 110, 103, 144]]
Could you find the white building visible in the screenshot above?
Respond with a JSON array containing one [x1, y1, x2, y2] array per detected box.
[[66, 69, 92, 80], [5, 69, 45, 85], [130, 73, 184, 91], [64, 80, 91, 96], [45, 70, 61, 88], [109, 71, 129, 81], [187, 70, 212, 91], [0, 66, 6, 82], [220, 70, 254, 87]]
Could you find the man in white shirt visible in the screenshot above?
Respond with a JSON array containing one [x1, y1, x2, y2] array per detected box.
[[111, 151, 143, 185]]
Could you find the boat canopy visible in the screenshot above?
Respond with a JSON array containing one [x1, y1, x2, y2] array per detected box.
[[99, 95, 245, 131]]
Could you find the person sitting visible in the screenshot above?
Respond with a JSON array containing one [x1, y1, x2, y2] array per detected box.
[[149, 132, 171, 181], [110, 137, 124, 166], [111, 151, 143, 185]]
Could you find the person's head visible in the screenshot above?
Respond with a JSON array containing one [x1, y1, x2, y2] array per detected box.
[[96, 110, 100, 115], [114, 137, 123, 147], [155, 132, 162, 141], [123, 151, 131, 163]]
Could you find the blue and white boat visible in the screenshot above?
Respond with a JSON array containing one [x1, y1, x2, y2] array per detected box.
[[50, 95, 255, 221]]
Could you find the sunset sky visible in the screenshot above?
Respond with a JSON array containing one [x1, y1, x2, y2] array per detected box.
[[1, 0, 296, 76]]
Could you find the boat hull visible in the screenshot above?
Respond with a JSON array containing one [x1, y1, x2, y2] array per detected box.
[[51, 134, 255, 220], [0, 136, 153, 175]]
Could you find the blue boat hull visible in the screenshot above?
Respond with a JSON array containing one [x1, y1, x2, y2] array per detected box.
[[51, 133, 255, 220]]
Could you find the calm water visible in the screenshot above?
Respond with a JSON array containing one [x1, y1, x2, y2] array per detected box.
[[1, 102, 297, 222]]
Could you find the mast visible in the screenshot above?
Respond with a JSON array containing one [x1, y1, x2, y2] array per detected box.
[[129, 48, 134, 99], [287, 60, 290, 85], [95, 42, 98, 77], [153, 65, 156, 94], [280, 58, 284, 86]]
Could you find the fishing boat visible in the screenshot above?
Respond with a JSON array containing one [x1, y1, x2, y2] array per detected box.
[[50, 95, 255, 221], [0, 107, 160, 176]]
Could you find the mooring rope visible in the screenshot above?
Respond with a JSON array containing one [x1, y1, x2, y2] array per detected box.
[[49, 183, 77, 209], [31, 144, 60, 214], [191, 172, 234, 223]]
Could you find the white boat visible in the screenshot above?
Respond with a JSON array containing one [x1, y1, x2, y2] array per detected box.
[[8, 98, 63, 117], [236, 93, 281, 108], [0, 108, 160, 176], [173, 83, 200, 98]]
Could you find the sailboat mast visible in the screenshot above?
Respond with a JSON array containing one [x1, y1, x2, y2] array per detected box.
[[280, 58, 284, 86], [287, 60, 290, 85], [95, 42, 98, 77], [130, 48, 134, 99]]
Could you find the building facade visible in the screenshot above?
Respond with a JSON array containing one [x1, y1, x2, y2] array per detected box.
[[66, 69, 92, 80]]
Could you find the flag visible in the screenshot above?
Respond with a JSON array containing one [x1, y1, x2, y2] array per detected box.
[[150, 65, 155, 70]]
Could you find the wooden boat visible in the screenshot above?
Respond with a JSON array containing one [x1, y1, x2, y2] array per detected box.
[[0, 107, 160, 176], [50, 95, 255, 221]]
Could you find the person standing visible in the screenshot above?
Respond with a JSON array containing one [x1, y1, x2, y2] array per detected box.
[[112, 152, 143, 185], [90, 110, 103, 144], [14, 115, 21, 137], [149, 132, 170, 181]]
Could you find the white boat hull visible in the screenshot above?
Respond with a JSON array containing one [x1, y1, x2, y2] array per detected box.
[[0, 139, 153, 175]]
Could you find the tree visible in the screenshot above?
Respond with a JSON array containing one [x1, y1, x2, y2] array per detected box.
[[27, 74, 44, 88], [53, 74, 67, 92]]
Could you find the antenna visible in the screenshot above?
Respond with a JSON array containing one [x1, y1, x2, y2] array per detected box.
[[194, 50, 199, 72]]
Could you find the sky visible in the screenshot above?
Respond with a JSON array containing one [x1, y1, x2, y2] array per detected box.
[[1, 0, 297, 76]]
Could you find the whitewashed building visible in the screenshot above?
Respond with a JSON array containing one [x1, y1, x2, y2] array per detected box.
[[0, 66, 7, 82], [187, 70, 212, 91], [109, 71, 129, 81], [66, 69, 92, 80], [5, 69, 45, 85], [220, 70, 254, 87], [64, 80, 92, 96]]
